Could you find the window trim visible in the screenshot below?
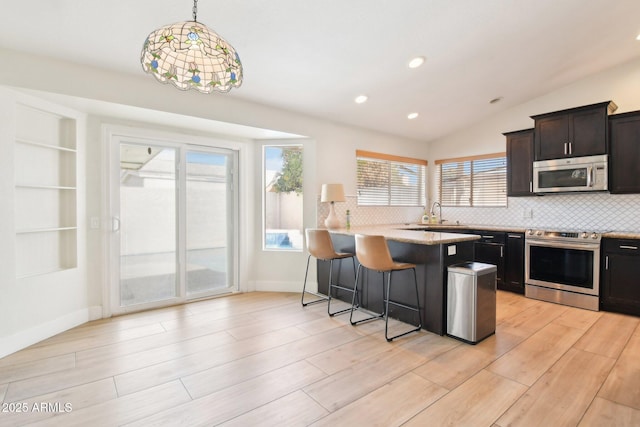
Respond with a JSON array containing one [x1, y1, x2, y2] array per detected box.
[[434, 152, 505, 165], [356, 149, 428, 167]]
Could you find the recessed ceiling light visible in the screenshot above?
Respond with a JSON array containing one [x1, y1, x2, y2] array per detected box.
[[636, 34, 640, 41], [407, 112, 419, 120], [355, 95, 368, 104], [489, 96, 503, 104], [408, 56, 426, 69]]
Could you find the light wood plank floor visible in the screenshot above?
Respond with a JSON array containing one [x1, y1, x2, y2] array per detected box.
[[1, 291, 640, 426]]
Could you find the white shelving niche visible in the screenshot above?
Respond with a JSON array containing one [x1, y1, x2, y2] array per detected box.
[[14, 103, 78, 278]]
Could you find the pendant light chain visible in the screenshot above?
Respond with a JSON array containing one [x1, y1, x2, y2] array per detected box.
[[192, 0, 198, 21]]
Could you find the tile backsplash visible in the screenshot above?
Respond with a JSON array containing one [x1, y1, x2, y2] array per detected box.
[[316, 196, 424, 228], [317, 193, 640, 232]]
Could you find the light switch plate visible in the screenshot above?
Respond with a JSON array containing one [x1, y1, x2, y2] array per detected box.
[[90, 217, 100, 229], [447, 245, 457, 256]]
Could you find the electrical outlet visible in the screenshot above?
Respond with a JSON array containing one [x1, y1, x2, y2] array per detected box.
[[90, 217, 100, 229]]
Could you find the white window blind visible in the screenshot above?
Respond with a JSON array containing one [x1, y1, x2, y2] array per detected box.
[[356, 150, 427, 206], [435, 153, 506, 207]]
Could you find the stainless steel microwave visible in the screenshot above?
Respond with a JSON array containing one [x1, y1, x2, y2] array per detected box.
[[533, 154, 608, 193]]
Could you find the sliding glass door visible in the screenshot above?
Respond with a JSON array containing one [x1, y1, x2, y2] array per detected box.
[[185, 149, 235, 296], [118, 143, 178, 307], [111, 137, 238, 313]]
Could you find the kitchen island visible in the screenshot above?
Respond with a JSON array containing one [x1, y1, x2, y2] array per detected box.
[[317, 226, 480, 335]]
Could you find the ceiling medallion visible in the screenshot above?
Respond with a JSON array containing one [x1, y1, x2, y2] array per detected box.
[[140, 0, 242, 93]]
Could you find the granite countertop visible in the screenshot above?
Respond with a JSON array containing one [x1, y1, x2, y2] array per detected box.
[[330, 223, 640, 242], [397, 223, 528, 233], [603, 231, 640, 239], [329, 225, 480, 245]]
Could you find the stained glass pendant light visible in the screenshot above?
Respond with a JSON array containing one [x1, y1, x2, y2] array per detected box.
[[141, 0, 242, 93]]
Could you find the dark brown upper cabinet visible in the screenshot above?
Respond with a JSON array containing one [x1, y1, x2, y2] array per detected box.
[[531, 101, 617, 161], [505, 128, 534, 196], [609, 110, 640, 194]]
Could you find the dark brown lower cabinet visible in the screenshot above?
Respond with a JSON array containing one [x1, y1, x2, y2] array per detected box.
[[601, 238, 640, 316], [407, 227, 526, 295], [504, 233, 525, 294], [471, 232, 505, 290]]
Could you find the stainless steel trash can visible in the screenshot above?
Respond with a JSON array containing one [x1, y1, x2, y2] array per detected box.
[[447, 262, 497, 344]]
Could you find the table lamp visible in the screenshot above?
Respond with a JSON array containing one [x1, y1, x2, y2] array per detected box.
[[321, 183, 345, 229]]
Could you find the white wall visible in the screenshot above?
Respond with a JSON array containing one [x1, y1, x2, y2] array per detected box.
[[427, 57, 640, 232], [0, 89, 94, 358], [0, 48, 425, 355]]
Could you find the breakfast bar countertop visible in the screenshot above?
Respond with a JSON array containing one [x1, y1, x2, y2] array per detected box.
[[397, 223, 529, 233], [329, 225, 481, 245]]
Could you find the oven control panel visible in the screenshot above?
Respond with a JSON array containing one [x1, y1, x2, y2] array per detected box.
[[526, 229, 602, 241]]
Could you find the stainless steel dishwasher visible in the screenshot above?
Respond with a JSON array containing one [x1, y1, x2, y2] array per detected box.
[[447, 262, 497, 344]]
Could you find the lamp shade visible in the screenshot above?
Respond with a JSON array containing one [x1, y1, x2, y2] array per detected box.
[[321, 184, 345, 203], [141, 20, 242, 93]]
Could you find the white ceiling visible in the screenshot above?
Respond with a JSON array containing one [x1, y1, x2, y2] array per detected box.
[[2, 0, 640, 142]]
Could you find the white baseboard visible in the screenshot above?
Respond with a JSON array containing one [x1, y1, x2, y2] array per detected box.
[[88, 305, 103, 321], [0, 306, 100, 359], [252, 280, 311, 293]]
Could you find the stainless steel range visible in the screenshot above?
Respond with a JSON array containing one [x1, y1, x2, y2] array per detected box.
[[525, 228, 603, 311]]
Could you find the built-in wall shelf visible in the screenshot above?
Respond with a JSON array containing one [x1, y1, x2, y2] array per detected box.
[[16, 226, 78, 234], [15, 185, 77, 190], [14, 103, 78, 278], [16, 137, 77, 153]]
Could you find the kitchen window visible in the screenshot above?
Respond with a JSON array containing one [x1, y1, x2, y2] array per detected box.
[[263, 145, 304, 251], [356, 150, 427, 206], [435, 153, 507, 207]]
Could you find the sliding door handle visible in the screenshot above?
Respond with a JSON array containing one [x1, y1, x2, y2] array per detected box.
[[112, 217, 121, 232]]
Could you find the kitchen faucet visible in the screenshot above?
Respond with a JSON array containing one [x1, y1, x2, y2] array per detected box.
[[430, 201, 444, 224]]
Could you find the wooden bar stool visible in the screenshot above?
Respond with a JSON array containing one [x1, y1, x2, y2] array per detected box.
[[302, 229, 357, 316], [350, 234, 422, 341]]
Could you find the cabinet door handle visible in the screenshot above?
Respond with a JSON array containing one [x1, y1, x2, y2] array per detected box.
[[530, 181, 533, 192], [508, 234, 522, 239], [605, 255, 609, 270], [500, 246, 504, 258], [568, 142, 572, 155], [620, 245, 638, 250], [564, 142, 568, 155], [482, 235, 494, 239]]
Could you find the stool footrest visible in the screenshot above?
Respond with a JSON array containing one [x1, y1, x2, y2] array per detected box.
[[387, 300, 420, 313], [330, 284, 355, 294]]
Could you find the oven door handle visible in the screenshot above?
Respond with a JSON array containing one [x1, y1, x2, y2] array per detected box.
[[526, 240, 600, 251]]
